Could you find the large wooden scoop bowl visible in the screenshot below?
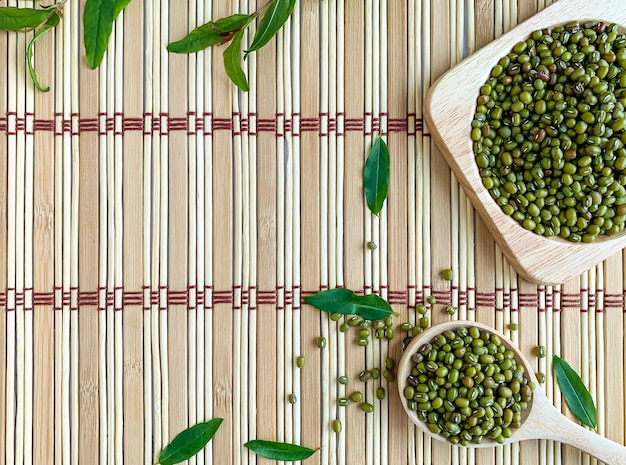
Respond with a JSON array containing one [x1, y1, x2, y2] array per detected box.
[[398, 321, 626, 464], [424, 0, 626, 285]]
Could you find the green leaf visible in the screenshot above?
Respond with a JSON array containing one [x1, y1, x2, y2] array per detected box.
[[244, 440, 317, 461], [83, 0, 116, 69], [167, 14, 251, 54], [364, 136, 390, 216], [223, 27, 249, 92], [113, 0, 132, 20], [26, 13, 61, 92], [553, 355, 597, 429], [0, 6, 54, 31], [304, 288, 393, 321], [245, 0, 296, 57], [157, 418, 223, 465]]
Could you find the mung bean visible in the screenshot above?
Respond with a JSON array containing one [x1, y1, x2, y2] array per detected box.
[[405, 324, 533, 446], [535, 345, 547, 358], [473, 21, 626, 242], [360, 402, 374, 413], [350, 391, 363, 403], [442, 269, 454, 281], [332, 419, 342, 433]]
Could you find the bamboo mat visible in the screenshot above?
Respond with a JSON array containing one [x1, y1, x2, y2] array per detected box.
[[0, 0, 624, 464]]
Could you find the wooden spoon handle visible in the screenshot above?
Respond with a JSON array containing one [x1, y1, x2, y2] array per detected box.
[[542, 406, 626, 465]]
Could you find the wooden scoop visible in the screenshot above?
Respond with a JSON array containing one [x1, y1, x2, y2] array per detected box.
[[397, 320, 626, 464], [423, 0, 626, 285]]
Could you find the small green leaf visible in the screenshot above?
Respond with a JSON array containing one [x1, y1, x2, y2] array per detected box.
[[113, 0, 132, 20], [244, 440, 317, 461], [553, 355, 597, 429], [0, 6, 54, 31], [167, 14, 252, 54], [83, 0, 116, 69], [364, 136, 390, 216], [26, 13, 61, 92], [223, 27, 249, 92], [304, 288, 393, 321], [245, 0, 296, 57], [157, 418, 223, 465]]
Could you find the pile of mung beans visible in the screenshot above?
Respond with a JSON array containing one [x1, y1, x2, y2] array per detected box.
[[472, 21, 626, 242], [405, 326, 534, 445]]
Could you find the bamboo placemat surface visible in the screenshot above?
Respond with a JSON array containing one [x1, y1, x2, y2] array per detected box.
[[0, 0, 625, 464]]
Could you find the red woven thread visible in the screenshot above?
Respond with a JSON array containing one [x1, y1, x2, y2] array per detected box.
[[0, 287, 624, 311], [0, 113, 423, 136], [475, 292, 497, 308]]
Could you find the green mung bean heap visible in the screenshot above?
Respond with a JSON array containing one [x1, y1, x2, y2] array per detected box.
[[472, 21, 626, 243], [405, 326, 534, 445]]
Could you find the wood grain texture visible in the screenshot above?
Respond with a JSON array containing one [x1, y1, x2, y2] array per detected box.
[[122, 0, 145, 461], [425, 0, 626, 285], [254, 4, 278, 463], [0, 26, 7, 465], [299, 0, 321, 462], [342, 1, 365, 464], [387, 2, 408, 464]]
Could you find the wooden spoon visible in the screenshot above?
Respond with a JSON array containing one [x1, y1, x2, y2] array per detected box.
[[397, 320, 626, 464], [423, 0, 626, 285]]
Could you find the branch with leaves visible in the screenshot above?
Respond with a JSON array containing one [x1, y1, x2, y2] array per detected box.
[[0, 4, 64, 91], [167, 0, 296, 91], [0, 0, 132, 91]]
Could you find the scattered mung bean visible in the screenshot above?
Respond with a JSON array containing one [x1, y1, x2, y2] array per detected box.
[[401, 322, 414, 332], [350, 391, 364, 403], [442, 269, 454, 281], [296, 355, 306, 368], [338, 397, 350, 407], [332, 419, 342, 433], [360, 402, 374, 413], [316, 336, 327, 349], [536, 345, 547, 358], [383, 369, 396, 382], [416, 304, 428, 315]]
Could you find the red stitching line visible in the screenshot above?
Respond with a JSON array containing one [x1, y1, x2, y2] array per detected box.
[[0, 113, 423, 135], [1, 288, 626, 310]]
